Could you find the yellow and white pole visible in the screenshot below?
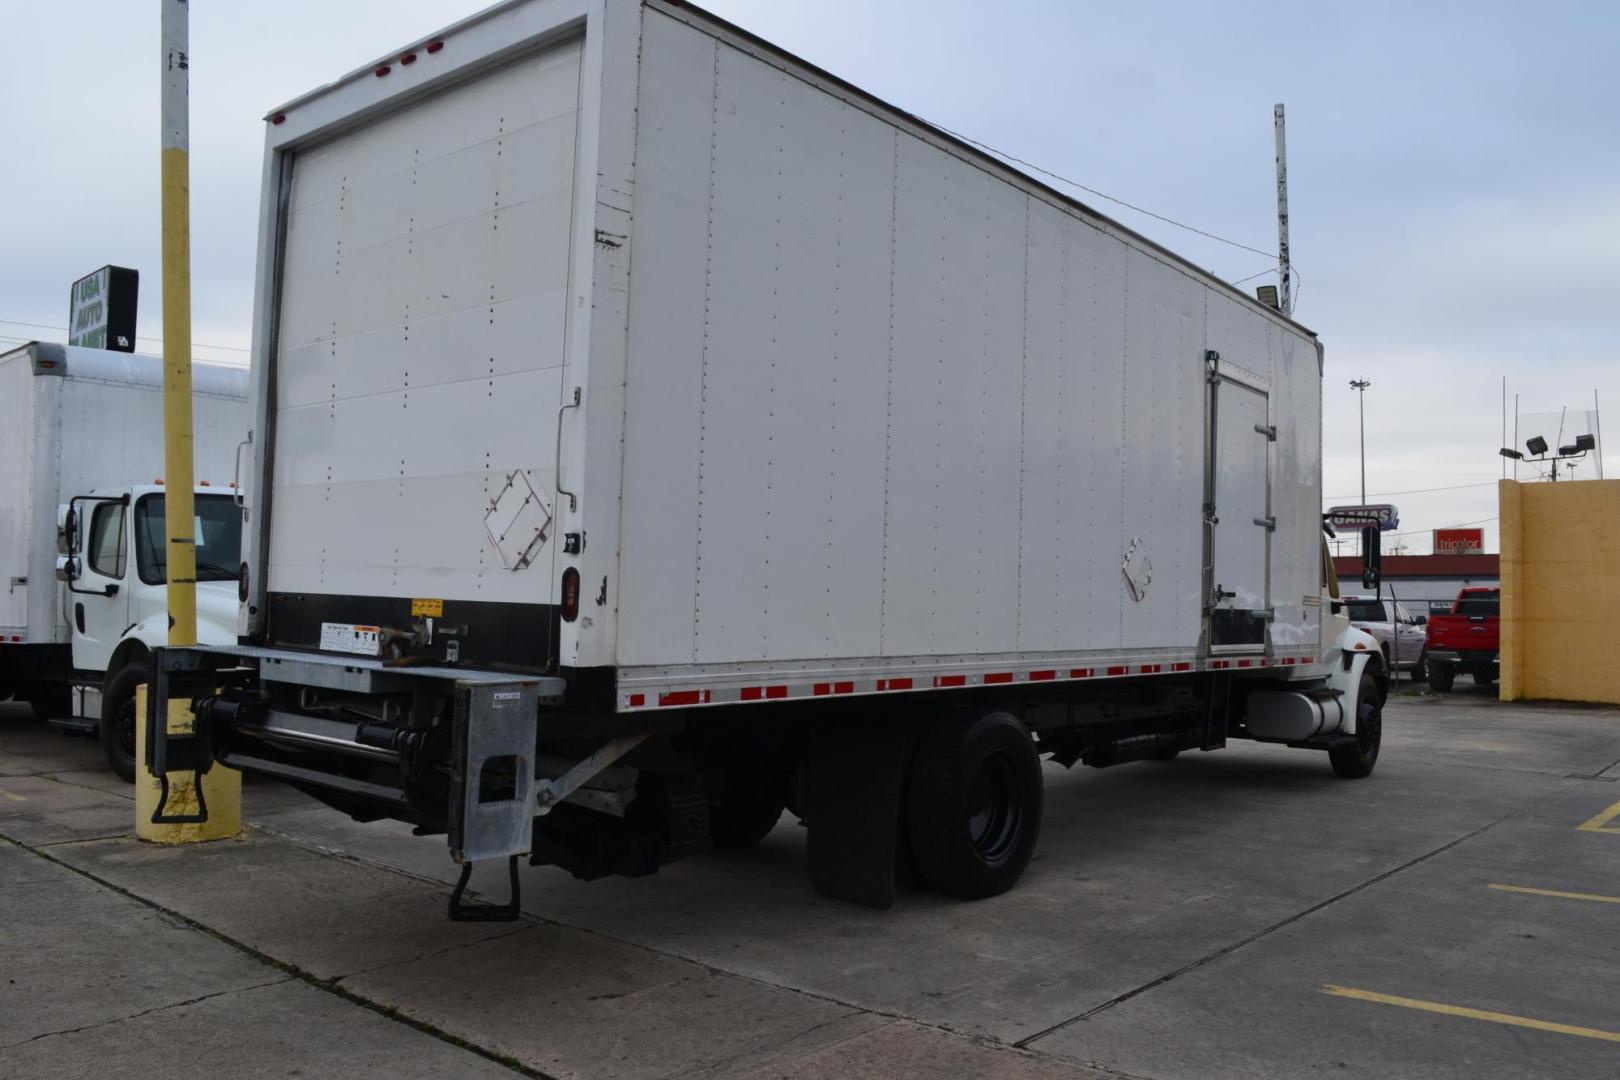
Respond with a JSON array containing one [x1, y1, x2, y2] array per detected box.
[[138, 0, 240, 841], [160, 0, 197, 637]]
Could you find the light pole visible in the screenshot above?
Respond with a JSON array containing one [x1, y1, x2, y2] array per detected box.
[[1350, 379, 1370, 504]]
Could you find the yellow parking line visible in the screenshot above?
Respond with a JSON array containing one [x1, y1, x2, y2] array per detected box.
[[0, 788, 24, 802], [1489, 883, 1620, 906], [1577, 798, 1620, 833], [1323, 986, 1620, 1044]]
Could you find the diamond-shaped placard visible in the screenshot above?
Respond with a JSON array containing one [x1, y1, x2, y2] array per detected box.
[[484, 469, 552, 571]]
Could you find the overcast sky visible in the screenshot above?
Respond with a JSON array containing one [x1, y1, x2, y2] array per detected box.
[[3, 1, 1616, 553]]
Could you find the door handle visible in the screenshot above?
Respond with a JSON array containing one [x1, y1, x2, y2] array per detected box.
[[234, 431, 253, 513]]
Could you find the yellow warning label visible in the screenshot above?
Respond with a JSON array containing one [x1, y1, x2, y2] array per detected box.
[[411, 598, 445, 618]]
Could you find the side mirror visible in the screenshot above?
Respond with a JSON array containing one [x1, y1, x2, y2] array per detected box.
[[55, 555, 80, 582], [1414, 615, 1427, 626], [57, 504, 78, 555], [1360, 525, 1381, 590]]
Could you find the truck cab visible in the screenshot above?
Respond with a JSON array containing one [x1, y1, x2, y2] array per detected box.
[[56, 483, 242, 778]]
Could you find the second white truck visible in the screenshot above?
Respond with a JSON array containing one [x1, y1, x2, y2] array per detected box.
[[0, 341, 250, 778], [149, 0, 1384, 916]]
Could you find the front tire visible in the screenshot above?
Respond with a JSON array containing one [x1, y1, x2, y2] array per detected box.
[[906, 711, 1042, 899], [1330, 670, 1382, 779], [1428, 661, 1455, 693], [100, 662, 145, 783]]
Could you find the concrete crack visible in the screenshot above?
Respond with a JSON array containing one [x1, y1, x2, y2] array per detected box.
[[0, 977, 292, 1051], [329, 923, 532, 985]]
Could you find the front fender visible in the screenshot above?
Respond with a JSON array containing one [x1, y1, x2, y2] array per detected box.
[[121, 605, 239, 655], [1328, 625, 1385, 735]]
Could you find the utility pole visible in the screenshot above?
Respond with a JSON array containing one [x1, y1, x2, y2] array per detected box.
[[161, 0, 196, 649], [1274, 104, 1291, 315]]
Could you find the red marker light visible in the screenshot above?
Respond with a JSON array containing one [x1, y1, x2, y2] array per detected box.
[[560, 568, 580, 622], [425, 40, 444, 54], [374, 65, 391, 78], [400, 52, 417, 65], [271, 113, 286, 125]]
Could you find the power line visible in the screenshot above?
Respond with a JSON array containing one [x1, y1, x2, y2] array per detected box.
[[1325, 479, 1499, 501], [925, 119, 1278, 260], [0, 317, 249, 354], [1385, 515, 1498, 540]]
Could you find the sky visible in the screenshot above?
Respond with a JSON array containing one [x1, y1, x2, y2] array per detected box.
[[3, 0, 1616, 554]]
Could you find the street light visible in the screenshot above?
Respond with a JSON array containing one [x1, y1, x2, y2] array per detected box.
[[1499, 433, 1595, 481], [1349, 379, 1370, 505]]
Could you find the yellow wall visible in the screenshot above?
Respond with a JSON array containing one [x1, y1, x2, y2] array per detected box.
[[1499, 478, 1620, 704]]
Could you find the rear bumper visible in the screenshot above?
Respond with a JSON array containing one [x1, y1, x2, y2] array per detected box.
[[1426, 649, 1498, 665]]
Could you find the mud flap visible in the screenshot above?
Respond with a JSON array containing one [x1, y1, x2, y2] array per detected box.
[[806, 720, 907, 910]]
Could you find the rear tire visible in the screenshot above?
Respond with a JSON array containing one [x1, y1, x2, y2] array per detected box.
[[1428, 661, 1455, 693], [100, 663, 145, 783], [906, 711, 1042, 899], [709, 769, 787, 851], [1330, 670, 1382, 779], [25, 684, 72, 724]]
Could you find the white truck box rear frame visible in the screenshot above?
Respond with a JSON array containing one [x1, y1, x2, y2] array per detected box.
[[242, 0, 1326, 714]]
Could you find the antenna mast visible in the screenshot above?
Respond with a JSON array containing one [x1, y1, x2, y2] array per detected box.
[[1274, 103, 1291, 315]]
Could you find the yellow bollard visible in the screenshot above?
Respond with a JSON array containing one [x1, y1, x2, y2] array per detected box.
[[135, 683, 240, 843]]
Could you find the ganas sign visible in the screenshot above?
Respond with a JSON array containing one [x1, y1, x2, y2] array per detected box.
[[68, 265, 139, 352]]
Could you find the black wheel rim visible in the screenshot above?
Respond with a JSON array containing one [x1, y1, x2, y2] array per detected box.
[[113, 698, 137, 762], [966, 752, 1024, 863]]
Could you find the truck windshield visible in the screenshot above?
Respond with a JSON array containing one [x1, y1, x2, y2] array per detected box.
[[1345, 600, 1387, 622], [134, 494, 242, 585], [1456, 594, 1500, 617]]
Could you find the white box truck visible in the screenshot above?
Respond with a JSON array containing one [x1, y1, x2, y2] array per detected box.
[[151, 0, 1384, 916], [0, 342, 250, 779]]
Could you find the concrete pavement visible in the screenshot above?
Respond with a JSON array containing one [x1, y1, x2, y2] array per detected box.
[[3, 685, 1619, 1078]]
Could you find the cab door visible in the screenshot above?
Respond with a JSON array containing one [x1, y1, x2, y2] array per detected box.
[[69, 497, 132, 673]]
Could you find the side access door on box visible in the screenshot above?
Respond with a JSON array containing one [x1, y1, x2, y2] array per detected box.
[[1204, 352, 1273, 656]]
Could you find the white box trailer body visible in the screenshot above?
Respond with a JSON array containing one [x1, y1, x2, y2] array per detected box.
[[243, 0, 1327, 704], [0, 342, 250, 647], [163, 0, 1383, 911]]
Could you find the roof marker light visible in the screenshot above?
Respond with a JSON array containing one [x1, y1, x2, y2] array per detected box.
[[425, 40, 444, 54], [374, 65, 391, 78], [271, 113, 286, 125], [400, 52, 417, 65]]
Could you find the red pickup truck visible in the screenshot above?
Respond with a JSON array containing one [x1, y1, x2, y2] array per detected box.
[[1425, 587, 1500, 691]]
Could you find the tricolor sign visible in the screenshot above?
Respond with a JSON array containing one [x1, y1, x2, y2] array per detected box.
[[68, 265, 139, 352], [1433, 527, 1484, 555]]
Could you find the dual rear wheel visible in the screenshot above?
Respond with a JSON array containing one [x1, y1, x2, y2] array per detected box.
[[906, 712, 1043, 899]]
